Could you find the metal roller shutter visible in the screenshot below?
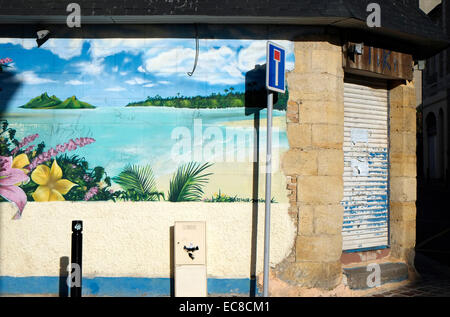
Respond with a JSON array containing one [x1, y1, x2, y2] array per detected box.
[[342, 76, 390, 252]]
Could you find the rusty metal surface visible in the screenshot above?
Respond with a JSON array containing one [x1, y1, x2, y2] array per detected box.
[[344, 43, 414, 81]]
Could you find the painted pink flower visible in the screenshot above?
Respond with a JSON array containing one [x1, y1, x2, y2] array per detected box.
[[24, 145, 35, 154], [11, 133, 39, 155], [83, 186, 99, 201], [28, 137, 95, 170], [0, 156, 30, 219]]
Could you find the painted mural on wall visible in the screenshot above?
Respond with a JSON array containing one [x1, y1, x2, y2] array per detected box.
[[0, 38, 295, 219]]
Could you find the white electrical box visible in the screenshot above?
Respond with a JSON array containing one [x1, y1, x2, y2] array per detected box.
[[174, 221, 207, 297]]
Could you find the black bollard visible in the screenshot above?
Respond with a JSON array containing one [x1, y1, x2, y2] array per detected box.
[[70, 220, 83, 297]]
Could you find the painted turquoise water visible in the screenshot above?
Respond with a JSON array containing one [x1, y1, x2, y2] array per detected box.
[[2, 107, 288, 179]]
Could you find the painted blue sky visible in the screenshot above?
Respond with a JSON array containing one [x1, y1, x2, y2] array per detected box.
[[0, 38, 295, 108]]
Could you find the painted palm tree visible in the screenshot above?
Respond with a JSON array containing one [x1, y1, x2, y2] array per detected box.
[[168, 162, 213, 202], [113, 164, 164, 201]]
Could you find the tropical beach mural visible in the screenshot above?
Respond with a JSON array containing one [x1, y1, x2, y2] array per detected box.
[[0, 38, 295, 218]]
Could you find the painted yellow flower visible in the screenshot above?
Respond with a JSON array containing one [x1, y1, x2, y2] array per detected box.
[[12, 153, 30, 174], [31, 160, 76, 202]]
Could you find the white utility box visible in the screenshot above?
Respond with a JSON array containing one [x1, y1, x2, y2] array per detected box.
[[174, 221, 207, 297]]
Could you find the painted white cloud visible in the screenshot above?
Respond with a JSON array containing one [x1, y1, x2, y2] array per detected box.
[[141, 45, 245, 85], [65, 79, 88, 86], [141, 46, 191, 74], [237, 41, 266, 71], [0, 38, 295, 88], [87, 39, 165, 60], [0, 38, 84, 60], [238, 40, 294, 72], [125, 77, 150, 85], [0, 38, 36, 50], [105, 86, 126, 92], [138, 40, 295, 86], [73, 60, 104, 76], [70, 39, 154, 77], [0, 38, 162, 64], [42, 39, 84, 60], [9, 71, 57, 85]]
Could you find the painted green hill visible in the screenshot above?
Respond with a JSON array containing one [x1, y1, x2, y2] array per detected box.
[[20, 93, 61, 109], [57, 96, 95, 109], [20, 93, 95, 109]]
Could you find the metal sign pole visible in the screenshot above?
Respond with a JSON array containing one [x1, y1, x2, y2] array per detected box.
[[263, 91, 273, 297], [263, 41, 285, 297]]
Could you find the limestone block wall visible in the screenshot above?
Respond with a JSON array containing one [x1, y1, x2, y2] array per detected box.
[[280, 34, 418, 292], [389, 81, 417, 266], [280, 36, 345, 290]]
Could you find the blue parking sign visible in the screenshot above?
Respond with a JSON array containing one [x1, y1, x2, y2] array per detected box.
[[266, 41, 286, 93]]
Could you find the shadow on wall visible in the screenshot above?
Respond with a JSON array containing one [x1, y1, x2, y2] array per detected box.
[[244, 64, 279, 297], [170, 226, 175, 297], [59, 256, 69, 297], [0, 69, 20, 115]]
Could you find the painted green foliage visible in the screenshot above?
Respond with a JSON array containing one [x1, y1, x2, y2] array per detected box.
[[0, 120, 214, 205], [112, 164, 164, 201], [203, 190, 277, 203], [168, 162, 213, 202], [126, 88, 289, 110]]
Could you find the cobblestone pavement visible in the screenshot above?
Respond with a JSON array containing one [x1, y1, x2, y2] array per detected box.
[[369, 253, 450, 297], [369, 276, 450, 297]]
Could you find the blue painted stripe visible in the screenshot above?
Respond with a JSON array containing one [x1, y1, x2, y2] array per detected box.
[[0, 276, 60, 295], [0, 276, 260, 297], [343, 245, 389, 253], [84, 277, 170, 296], [208, 278, 255, 295]]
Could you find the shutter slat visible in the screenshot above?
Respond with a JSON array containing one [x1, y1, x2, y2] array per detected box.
[[342, 78, 389, 251]]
